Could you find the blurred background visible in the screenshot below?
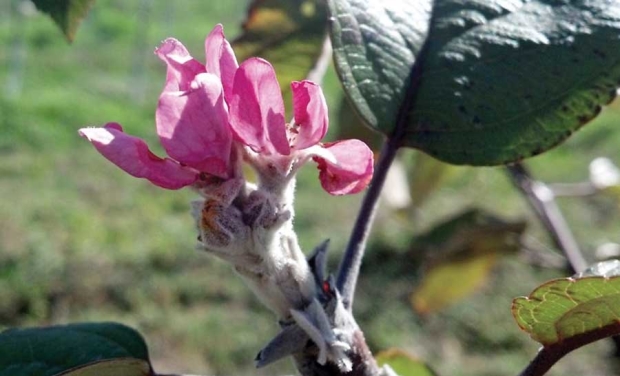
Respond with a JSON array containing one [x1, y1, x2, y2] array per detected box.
[[3, 0, 620, 375]]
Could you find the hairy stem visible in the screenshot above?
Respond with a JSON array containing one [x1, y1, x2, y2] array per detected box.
[[336, 137, 399, 310], [506, 163, 588, 273]]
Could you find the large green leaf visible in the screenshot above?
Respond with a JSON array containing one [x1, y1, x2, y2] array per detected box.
[[31, 0, 95, 42], [0, 322, 152, 376], [233, 0, 328, 112], [328, 0, 620, 165], [513, 260, 620, 346]]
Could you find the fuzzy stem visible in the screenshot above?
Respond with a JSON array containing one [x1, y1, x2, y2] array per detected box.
[[336, 136, 399, 310]]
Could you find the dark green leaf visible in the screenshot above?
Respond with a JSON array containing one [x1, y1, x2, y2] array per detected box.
[[375, 348, 438, 376], [327, 0, 421, 137], [513, 260, 620, 346], [31, 0, 95, 42], [233, 0, 328, 112], [328, 0, 620, 165], [0, 322, 151, 376]]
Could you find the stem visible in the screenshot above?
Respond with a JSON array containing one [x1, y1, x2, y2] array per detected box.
[[518, 346, 567, 376], [332, 0, 431, 309], [518, 323, 620, 376], [506, 163, 588, 273], [336, 137, 399, 309]]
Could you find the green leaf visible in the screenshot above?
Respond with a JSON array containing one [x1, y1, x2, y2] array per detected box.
[[411, 209, 526, 314], [233, 0, 328, 112], [328, 0, 620, 165], [31, 0, 95, 43], [375, 348, 438, 376], [0, 322, 152, 376], [513, 260, 620, 346], [58, 359, 150, 376]]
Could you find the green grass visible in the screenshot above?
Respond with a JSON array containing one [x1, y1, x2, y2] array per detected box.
[[4, 1, 620, 375]]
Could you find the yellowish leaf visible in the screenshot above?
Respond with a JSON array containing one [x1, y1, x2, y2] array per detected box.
[[376, 348, 437, 376], [56, 358, 150, 376]]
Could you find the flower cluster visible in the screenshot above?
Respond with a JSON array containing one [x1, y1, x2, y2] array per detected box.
[[79, 25, 374, 370], [79, 24, 373, 196]]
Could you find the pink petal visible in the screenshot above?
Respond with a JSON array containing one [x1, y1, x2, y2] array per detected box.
[[205, 24, 239, 103], [79, 123, 197, 189], [156, 38, 205, 92], [229, 58, 290, 155], [291, 81, 328, 150], [156, 73, 232, 178], [314, 140, 374, 195]]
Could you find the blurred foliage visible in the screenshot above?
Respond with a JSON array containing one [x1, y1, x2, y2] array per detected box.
[[4, 1, 620, 376], [30, 0, 95, 42], [375, 348, 437, 376], [232, 0, 328, 113], [411, 209, 526, 315]]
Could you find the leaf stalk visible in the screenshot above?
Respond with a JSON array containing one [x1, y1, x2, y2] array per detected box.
[[336, 136, 399, 309]]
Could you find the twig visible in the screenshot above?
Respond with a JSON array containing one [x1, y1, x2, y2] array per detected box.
[[508, 163, 620, 370], [547, 182, 598, 197], [336, 137, 399, 310], [506, 163, 588, 273]]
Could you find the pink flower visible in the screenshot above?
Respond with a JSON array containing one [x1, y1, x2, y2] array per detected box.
[[79, 25, 237, 189], [229, 58, 373, 195], [80, 24, 374, 195], [79, 123, 198, 189]]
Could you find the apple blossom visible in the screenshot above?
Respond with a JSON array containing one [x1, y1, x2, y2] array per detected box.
[[79, 24, 375, 372], [229, 57, 374, 195], [80, 24, 373, 196]]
